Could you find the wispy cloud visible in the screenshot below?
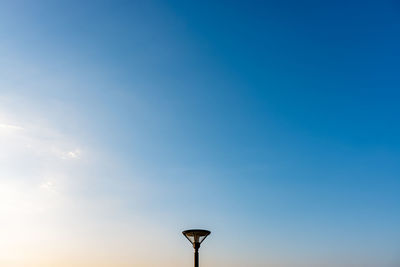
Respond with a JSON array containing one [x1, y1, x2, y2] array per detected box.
[[61, 148, 82, 160], [0, 123, 24, 131]]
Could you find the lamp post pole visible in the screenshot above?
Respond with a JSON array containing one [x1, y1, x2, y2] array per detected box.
[[182, 229, 211, 267], [194, 242, 200, 267]]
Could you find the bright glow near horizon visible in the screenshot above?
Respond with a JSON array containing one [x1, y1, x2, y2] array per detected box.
[[0, 107, 174, 266]]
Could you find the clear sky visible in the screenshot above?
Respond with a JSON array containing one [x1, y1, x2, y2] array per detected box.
[[0, 1, 399, 266]]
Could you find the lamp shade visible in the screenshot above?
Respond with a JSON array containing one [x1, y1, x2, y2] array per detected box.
[[182, 229, 211, 245]]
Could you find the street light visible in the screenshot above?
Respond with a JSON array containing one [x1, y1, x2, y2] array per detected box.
[[182, 229, 211, 267]]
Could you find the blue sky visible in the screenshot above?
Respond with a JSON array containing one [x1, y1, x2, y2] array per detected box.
[[0, 1, 399, 266]]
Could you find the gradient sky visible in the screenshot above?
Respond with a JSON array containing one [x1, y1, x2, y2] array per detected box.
[[1, 1, 400, 266]]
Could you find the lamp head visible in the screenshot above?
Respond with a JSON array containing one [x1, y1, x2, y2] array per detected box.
[[182, 229, 211, 249]]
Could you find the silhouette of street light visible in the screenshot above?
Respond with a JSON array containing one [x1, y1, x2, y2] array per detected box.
[[182, 229, 211, 267]]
